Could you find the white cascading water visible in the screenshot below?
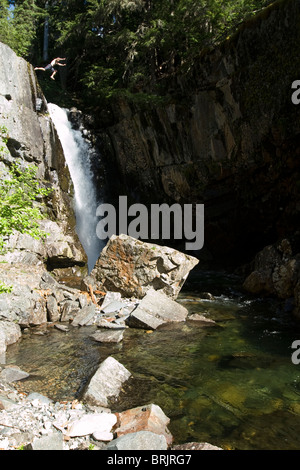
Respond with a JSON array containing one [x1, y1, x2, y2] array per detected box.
[[48, 103, 103, 272]]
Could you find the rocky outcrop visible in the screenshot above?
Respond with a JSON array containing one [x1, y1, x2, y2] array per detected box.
[[98, 0, 300, 265], [0, 233, 200, 352], [243, 236, 300, 318], [90, 234, 199, 299], [0, 41, 88, 276]]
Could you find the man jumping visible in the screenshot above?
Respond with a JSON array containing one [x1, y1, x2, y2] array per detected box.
[[34, 57, 66, 80]]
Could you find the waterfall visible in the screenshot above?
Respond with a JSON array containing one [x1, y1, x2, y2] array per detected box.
[[48, 103, 103, 272]]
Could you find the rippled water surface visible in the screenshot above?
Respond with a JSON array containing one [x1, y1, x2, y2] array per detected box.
[[5, 270, 300, 450]]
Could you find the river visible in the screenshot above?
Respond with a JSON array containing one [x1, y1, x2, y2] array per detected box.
[[5, 269, 300, 450]]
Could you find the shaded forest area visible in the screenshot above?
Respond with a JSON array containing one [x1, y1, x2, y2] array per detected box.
[[0, 0, 273, 111]]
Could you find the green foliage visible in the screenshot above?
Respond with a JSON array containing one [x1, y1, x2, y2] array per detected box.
[[0, 0, 14, 51], [0, 0, 274, 106], [0, 124, 8, 154], [0, 0, 45, 59], [46, 0, 273, 108], [0, 280, 12, 293], [0, 162, 52, 253]]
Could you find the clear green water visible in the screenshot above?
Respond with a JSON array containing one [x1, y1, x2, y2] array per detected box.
[[5, 270, 300, 450]]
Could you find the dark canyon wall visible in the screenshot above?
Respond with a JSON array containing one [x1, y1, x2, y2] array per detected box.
[[97, 0, 300, 266]]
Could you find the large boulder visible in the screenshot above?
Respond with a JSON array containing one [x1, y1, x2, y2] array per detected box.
[[243, 238, 300, 298], [114, 404, 173, 446], [90, 234, 199, 299], [243, 237, 300, 318], [126, 288, 188, 330], [82, 356, 131, 407]]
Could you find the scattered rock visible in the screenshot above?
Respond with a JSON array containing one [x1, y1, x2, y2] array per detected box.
[[60, 300, 80, 322], [105, 430, 168, 450], [66, 412, 117, 438], [90, 329, 124, 343], [72, 304, 96, 326], [25, 392, 53, 405], [54, 324, 69, 332], [96, 318, 127, 329], [0, 395, 18, 411], [126, 289, 188, 330], [31, 432, 64, 450]]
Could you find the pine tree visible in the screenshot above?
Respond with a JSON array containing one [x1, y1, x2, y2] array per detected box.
[[0, 0, 14, 48]]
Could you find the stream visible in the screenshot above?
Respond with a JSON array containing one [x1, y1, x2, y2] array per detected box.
[[5, 269, 300, 450]]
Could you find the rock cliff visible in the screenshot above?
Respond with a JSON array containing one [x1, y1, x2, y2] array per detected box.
[[0, 41, 87, 276], [97, 0, 300, 266]]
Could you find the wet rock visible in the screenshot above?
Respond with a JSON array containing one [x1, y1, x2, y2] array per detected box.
[[90, 329, 124, 343], [106, 430, 168, 450], [199, 292, 215, 300], [126, 309, 164, 330], [101, 300, 127, 315], [90, 234, 199, 300], [126, 289, 188, 330], [0, 367, 29, 383], [115, 404, 173, 446], [187, 313, 216, 324], [96, 318, 127, 329], [40, 271, 59, 289], [83, 356, 131, 407], [172, 442, 223, 450], [54, 324, 69, 332]]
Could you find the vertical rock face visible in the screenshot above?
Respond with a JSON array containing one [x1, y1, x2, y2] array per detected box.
[[0, 42, 87, 274], [99, 0, 300, 265]]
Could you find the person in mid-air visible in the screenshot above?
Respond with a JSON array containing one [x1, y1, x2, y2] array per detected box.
[[34, 57, 66, 80]]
